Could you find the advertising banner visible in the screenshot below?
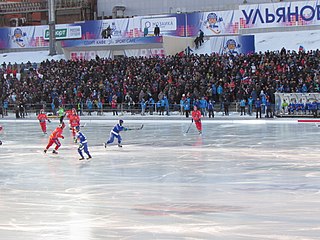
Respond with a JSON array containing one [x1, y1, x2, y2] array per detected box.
[[0, 24, 81, 49], [43, 26, 82, 40], [0, 26, 49, 49], [210, 35, 255, 55], [124, 48, 166, 58], [61, 36, 163, 48], [133, 14, 187, 37], [239, 0, 320, 29], [68, 50, 111, 60], [187, 10, 240, 36], [1, 1, 317, 50]]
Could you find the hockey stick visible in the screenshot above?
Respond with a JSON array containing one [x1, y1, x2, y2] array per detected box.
[[185, 122, 193, 134], [127, 124, 144, 131], [69, 123, 87, 130]]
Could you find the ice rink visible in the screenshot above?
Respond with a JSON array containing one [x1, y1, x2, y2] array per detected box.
[[0, 116, 320, 240]]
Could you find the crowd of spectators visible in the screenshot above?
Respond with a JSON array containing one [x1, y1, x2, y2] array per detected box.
[[0, 47, 319, 117]]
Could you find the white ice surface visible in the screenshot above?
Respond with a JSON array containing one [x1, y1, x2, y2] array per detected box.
[[0, 116, 320, 240]]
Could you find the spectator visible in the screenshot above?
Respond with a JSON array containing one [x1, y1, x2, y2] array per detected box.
[[143, 25, 148, 37], [282, 99, 288, 114], [19, 100, 25, 118], [106, 26, 112, 38], [1, 49, 320, 119], [3, 98, 8, 116], [185, 46, 193, 55], [199, 96, 207, 116], [194, 29, 204, 49], [208, 100, 215, 118], [266, 98, 273, 118], [223, 95, 230, 116], [184, 96, 191, 118], [164, 95, 169, 116], [111, 97, 118, 116], [140, 98, 146, 115], [148, 96, 155, 115], [255, 97, 262, 119], [248, 96, 254, 116], [0, 101, 3, 118], [86, 98, 93, 116], [154, 24, 160, 36], [77, 100, 83, 116], [180, 94, 185, 115], [97, 98, 103, 115], [240, 98, 246, 116]]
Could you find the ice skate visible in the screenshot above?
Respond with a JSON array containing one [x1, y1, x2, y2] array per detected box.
[[44, 149, 47, 153], [118, 144, 122, 148], [52, 150, 58, 154], [87, 156, 92, 160], [79, 157, 85, 160]]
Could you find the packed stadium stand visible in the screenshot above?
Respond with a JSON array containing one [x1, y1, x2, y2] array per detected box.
[[0, 0, 319, 119]]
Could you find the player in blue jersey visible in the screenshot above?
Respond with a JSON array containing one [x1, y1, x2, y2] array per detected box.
[[104, 119, 128, 148], [75, 126, 92, 160]]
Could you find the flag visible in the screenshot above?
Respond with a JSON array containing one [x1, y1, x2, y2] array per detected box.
[[299, 45, 305, 52]]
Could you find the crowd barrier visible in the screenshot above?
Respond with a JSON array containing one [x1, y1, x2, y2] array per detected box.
[[0, 102, 240, 117]]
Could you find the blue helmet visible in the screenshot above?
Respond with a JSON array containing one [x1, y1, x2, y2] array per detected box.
[[14, 28, 23, 36], [119, 119, 124, 125], [207, 13, 217, 21], [226, 39, 236, 46], [75, 126, 80, 131]]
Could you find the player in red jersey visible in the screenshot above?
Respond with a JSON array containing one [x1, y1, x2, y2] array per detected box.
[[69, 108, 80, 142], [37, 109, 51, 134], [44, 122, 65, 154], [191, 106, 202, 135], [65, 109, 73, 120]]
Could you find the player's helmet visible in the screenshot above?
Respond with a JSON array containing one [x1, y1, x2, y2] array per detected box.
[[207, 13, 217, 20], [14, 28, 23, 36], [119, 119, 124, 126], [58, 122, 65, 129], [75, 126, 80, 131], [40, 109, 44, 113], [72, 108, 77, 114], [226, 39, 236, 46]]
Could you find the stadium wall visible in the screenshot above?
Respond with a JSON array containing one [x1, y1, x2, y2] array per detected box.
[[96, 0, 307, 17], [0, 0, 319, 58], [162, 36, 194, 56]]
